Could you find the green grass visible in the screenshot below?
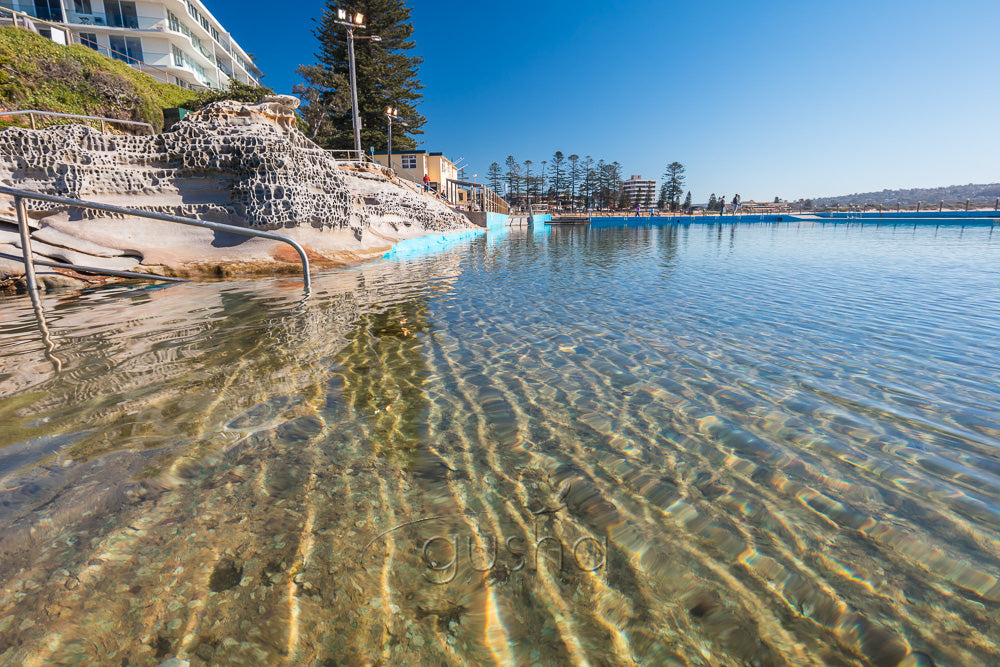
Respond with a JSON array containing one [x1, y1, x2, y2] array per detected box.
[[0, 26, 195, 132]]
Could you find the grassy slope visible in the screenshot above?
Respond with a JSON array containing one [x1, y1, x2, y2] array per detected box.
[[0, 26, 194, 132]]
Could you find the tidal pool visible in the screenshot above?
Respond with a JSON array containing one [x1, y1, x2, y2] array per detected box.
[[0, 221, 998, 665]]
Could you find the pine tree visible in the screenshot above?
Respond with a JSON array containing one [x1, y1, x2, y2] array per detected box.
[[568, 154, 580, 209], [662, 162, 686, 212], [708, 193, 718, 211], [504, 156, 521, 203], [524, 160, 534, 203], [292, 65, 349, 143], [581, 156, 596, 209], [550, 152, 566, 204], [307, 0, 425, 151], [683, 191, 692, 210], [487, 162, 503, 194]]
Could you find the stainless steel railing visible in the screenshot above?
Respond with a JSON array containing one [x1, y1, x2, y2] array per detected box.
[[2, 185, 311, 293]]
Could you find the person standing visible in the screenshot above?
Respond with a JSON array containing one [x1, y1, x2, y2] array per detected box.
[[423, 173, 431, 192], [732, 194, 741, 213]]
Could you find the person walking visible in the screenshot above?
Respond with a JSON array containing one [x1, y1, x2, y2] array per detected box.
[[423, 173, 431, 192]]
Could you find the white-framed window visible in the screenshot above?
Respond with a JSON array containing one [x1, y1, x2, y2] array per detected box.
[[401, 155, 417, 169], [79, 32, 98, 50]]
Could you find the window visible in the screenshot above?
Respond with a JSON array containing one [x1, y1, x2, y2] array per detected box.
[[32, 0, 63, 21], [401, 155, 417, 169], [168, 10, 180, 32], [73, 0, 92, 13], [186, 0, 198, 20], [79, 32, 98, 50], [211, 27, 219, 42], [109, 35, 143, 64], [200, 16, 209, 32], [105, 1, 138, 29]]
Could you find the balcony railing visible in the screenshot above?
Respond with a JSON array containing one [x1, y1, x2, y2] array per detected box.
[[65, 10, 165, 30]]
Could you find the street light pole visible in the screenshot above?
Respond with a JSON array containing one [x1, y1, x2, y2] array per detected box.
[[333, 9, 379, 158], [384, 107, 407, 173], [347, 25, 361, 155]]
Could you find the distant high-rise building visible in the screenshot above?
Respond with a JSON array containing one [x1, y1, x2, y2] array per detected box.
[[620, 174, 657, 208], [1, 0, 262, 91]]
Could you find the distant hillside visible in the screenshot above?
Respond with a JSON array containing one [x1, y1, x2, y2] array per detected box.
[[812, 183, 1000, 208], [0, 26, 192, 131]]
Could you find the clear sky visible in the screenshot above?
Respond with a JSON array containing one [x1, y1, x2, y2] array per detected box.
[[211, 0, 999, 203]]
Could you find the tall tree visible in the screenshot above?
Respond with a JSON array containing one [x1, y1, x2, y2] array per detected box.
[[487, 162, 503, 194], [308, 0, 425, 151], [504, 155, 522, 203], [292, 64, 349, 143], [539, 160, 548, 205], [550, 151, 566, 204], [707, 193, 718, 211], [568, 154, 581, 210], [581, 156, 596, 209], [662, 161, 686, 212], [683, 191, 692, 210], [524, 160, 534, 203]]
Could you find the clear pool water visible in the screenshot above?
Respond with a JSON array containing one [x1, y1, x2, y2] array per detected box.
[[0, 221, 998, 665]]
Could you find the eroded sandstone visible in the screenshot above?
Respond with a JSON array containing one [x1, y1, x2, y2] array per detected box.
[[0, 95, 472, 289]]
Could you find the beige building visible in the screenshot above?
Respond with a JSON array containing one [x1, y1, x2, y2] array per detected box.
[[372, 150, 459, 195]]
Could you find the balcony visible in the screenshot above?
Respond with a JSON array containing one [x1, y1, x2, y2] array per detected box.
[[65, 11, 165, 30]]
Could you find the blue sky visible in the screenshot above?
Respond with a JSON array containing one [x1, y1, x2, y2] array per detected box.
[[212, 0, 1000, 203]]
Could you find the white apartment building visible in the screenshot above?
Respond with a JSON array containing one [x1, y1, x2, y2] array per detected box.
[[1, 0, 262, 90], [621, 175, 657, 208]]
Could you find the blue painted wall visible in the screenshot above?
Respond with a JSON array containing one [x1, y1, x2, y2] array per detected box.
[[485, 212, 510, 229], [815, 211, 1000, 220], [382, 228, 486, 260]]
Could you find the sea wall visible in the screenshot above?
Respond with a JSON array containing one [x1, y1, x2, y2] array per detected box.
[[0, 96, 473, 289]]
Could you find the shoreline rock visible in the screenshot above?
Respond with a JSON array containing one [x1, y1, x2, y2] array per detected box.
[[0, 95, 472, 291]]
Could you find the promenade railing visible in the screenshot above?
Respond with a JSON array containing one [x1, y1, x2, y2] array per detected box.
[[0, 109, 154, 135]]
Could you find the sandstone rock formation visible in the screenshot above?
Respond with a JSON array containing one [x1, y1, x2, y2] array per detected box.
[[0, 95, 472, 289]]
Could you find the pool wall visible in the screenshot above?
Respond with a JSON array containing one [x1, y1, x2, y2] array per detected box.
[[382, 227, 486, 260]]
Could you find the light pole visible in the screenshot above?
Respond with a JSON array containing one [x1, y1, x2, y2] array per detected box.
[[333, 9, 380, 156], [384, 107, 408, 171]]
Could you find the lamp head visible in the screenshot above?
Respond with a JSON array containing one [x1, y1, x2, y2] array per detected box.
[[337, 8, 347, 20], [354, 13, 364, 25]]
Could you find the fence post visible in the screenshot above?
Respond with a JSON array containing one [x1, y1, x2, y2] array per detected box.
[[101, 119, 106, 133], [29, 112, 36, 130], [15, 196, 40, 292]]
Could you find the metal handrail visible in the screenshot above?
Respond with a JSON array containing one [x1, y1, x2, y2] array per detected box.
[[0, 110, 154, 135], [2, 185, 311, 293]]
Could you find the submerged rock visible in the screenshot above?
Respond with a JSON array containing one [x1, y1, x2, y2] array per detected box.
[[0, 95, 471, 287], [208, 558, 243, 592]]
